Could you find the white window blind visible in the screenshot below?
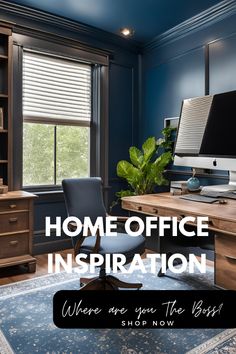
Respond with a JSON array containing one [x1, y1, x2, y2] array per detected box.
[[23, 51, 92, 126]]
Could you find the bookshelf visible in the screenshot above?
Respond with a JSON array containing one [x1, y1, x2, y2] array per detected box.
[[0, 21, 13, 190]]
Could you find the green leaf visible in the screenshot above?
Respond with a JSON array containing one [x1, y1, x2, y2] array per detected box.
[[154, 172, 169, 186], [117, 160, 142, 187], [156, 127, 177, 152], [145, 151, 172, 187], [117, 160, 135, 178], [142, 137, 156, 163], [161, 126, 176, 139], [129, 146, 143, 167], [116, 189, 136, 198], [154, 151, 172, 169], [115, 131, 174, 199], [156, 138, 165, 147]]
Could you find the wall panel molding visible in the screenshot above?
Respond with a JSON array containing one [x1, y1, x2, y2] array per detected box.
[[144, 0, 236, 53]]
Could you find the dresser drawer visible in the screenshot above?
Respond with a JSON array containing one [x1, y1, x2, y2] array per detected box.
[[0, 199, 29, 213], [215, 254, 236, 290], [211, 219, 236, 234], [215, 234, 236, 258], [0, 233, 29, 258], [0, 212, 29, 234]]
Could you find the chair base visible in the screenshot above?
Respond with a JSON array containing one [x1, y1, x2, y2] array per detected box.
[[80, 275, 142, 290]]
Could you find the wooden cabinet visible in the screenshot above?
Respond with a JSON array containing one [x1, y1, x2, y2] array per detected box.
[[0, 21, 13, 190], [0, 191, 37, 272]]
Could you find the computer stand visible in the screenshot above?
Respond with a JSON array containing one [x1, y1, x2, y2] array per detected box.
[[201, 171, 236, 193]]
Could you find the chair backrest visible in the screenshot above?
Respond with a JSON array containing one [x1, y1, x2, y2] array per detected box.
[[62, 177, 107, 222], [62, 178, 107, 249]]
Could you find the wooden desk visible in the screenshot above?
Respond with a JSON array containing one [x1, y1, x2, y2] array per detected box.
[[122, 193, 236, 290]]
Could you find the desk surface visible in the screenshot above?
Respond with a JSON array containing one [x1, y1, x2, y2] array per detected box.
[[122, 193, 236, 234]]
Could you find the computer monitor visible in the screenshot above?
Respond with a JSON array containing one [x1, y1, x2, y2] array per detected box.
[[174, 90, 236, 192]]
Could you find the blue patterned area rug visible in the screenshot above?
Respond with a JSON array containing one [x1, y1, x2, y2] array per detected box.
[[0, 261, 236, 354]]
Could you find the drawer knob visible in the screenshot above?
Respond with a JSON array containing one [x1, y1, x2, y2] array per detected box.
[[10, 240, 18, 246], [153, 208, 158, 214], [9, 217, 18, 223], [9, 204, 16, 209], [177, 215, 185, 221], [137, 206, 142, 211]]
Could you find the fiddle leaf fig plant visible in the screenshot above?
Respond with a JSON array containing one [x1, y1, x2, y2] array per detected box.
[[115, 127, 175, 199]]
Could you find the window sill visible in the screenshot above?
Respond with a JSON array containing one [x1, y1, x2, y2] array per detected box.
[[34, 190, 63, 196], [23, 187, 64, 198]]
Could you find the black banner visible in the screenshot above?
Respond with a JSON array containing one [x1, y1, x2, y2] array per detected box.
[[53, 290, 236, 329]]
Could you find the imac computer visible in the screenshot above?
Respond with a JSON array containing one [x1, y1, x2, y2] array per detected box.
[[174, 90, 236, 192]]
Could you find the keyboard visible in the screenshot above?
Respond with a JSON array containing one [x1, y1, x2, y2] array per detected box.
[[180, 194, 220, 203], [201, 191, 236, 200]]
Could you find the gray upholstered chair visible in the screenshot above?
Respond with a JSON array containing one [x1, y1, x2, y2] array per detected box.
[[62, 177, 145, 290]]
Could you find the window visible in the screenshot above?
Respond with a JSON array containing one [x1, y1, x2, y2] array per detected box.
[[22, 50, 91, 187]]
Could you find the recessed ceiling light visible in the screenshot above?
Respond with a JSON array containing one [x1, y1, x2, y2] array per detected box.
[[120, 27, 135, 38]]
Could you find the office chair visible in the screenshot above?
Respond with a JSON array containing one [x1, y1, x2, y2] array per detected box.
[[62, 178, 146, 290]]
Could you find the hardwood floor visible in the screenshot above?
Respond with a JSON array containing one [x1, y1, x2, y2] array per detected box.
[[0, 249, 150, 286], [0, 249, 213, 286]]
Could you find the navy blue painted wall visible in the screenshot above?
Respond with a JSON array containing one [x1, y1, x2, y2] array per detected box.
[[142, 47, 205, 140], [141, 12, 236, 151], [209, 34, 236, 94], [140, 11, 236, 188]]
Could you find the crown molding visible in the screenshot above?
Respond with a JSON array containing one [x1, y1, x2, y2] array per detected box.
[[0, 0, 141, 53], [143, 0, 236, 53]]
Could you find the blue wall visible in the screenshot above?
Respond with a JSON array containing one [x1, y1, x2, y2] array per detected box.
[[141, 12, 236, 150], [142, 47, 205, 140]]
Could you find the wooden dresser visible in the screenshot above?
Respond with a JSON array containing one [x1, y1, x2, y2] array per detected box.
[[0, 191, 37, 272]]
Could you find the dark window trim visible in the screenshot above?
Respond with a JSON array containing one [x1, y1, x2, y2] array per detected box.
[[23, 185, 63, 193], [13, 34, 109, 203], [13, 33, 109, 66]]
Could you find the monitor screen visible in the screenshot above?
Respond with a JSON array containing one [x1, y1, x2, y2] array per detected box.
[[199, 90, 236, 157], [174, 95, 213, 156], [174, 90, 236, 173]]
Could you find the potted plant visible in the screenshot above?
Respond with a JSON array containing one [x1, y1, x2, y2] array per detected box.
[[112, 127, 175, 209]]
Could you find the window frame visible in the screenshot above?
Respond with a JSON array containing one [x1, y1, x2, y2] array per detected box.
[[22, 49, 92, 188], [12, 33, 109, 194]]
